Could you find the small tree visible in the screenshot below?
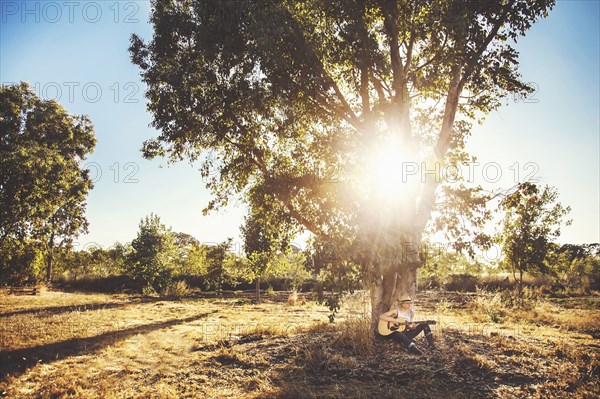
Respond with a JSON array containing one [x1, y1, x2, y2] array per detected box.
[[497, 182, 571, 296], [205, 238, 233, 294], [305, 237, 363, 321], [241, 210, 292, 302], [267, 251, 311, 292], [107, 242, 130, 275], [180, 243, 208, 277], [172, 232, 206, 276], [126, 213, 177, 293]]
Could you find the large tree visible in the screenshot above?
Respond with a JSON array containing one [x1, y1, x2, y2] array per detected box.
[[130, 0, 554, 327], [0, 82, 96, 283]]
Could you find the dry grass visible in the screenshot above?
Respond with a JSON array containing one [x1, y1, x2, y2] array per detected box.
[[515, 301, 599, 332], [463, 288, 600, 335], [1, 289, 598, 398]]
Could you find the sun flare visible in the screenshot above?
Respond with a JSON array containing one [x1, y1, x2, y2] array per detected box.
[[366, 137, 418, 202]]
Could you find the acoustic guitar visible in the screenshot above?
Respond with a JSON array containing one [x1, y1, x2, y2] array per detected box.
[[377, 319, 437, 336]]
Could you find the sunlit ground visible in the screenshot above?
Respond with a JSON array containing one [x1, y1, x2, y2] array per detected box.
[[1, 289, 598, 398]]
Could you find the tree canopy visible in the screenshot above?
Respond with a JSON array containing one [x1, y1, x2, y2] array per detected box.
[[130, 0, 555, 324]]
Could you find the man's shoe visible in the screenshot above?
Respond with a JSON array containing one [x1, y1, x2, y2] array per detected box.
[[408, 344, 423, 355], [426, 334, 436, 349]]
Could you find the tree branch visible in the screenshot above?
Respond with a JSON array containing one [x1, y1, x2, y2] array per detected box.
[[413, 32, 449, 73], [225, 120, 332, 241], [380, 0, 405, 96], [371, 71, 387, 104], [404, 16, 416, 74], [416, 2, 517, 233], [356, 0, 371, 118], [379, 0, 413, 139], [460, 2, 515, 87]]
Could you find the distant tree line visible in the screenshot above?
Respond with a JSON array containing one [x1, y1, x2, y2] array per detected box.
[[21, 212, 310, 297], [418, 182, 598, 294]]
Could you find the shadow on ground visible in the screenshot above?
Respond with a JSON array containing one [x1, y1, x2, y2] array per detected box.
[[0, 311, 217, 381]]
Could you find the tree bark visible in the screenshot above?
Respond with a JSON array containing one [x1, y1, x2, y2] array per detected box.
[[46, 247, 53, 283], [370, 266, 397, 331], [256, 276, 261, 303], [46, 231, 55, 283], [369, 229, 422, 330], [518, 268, 524, 298]]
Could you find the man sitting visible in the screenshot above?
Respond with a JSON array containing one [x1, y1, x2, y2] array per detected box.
[[378, 295, 435, 355]]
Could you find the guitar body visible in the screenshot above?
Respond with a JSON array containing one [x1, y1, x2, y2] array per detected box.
[[377, 319, 437, 336]]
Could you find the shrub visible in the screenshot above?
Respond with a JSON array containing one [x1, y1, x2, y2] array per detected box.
[[286, 290, 305, 306], [333, 316, 375, 356], [444, 274, 478, 292], [419, 275, 442, 290], [0, 239, 45, 286], [470, 289, 506, 323], [161, 280, 190, 298], [54, 275, 137, 293]]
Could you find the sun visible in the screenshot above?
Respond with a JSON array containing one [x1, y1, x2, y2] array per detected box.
[[365, 136, 419, 204]]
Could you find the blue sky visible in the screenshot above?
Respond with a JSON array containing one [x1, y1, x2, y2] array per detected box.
[[1, 0, 598, 252]]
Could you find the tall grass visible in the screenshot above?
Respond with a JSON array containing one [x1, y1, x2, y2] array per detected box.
[[333, 316, 375, 356], [466, 287, 600, 333]]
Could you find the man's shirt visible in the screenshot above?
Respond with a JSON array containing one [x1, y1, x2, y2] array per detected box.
[[396, 308, 414, 322]]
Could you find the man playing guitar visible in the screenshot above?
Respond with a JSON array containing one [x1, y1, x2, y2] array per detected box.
[[377, 295, 435, 355]]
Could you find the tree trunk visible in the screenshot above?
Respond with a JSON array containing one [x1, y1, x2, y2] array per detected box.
[[256, 276, 261, 303], [511, 267, 517, 286], [518, 269, 524, 299], [370, 267, 396, 331], [46, 249, 53, 283], [369, 263, 419, 331], [46, 232, 55, 283], [369, 230, 422, 331], [366, 59, 466, 332]]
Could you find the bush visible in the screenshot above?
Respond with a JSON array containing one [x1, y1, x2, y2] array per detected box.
[[333, 316, 375, 356], [0, 239, 45, 286], [444, 274, 478, 292], [54, 275, 137, 293], [468, 288, 507, 323], [161, 280, 190, 298], [286, 290, 306, 306], [419, 275, 442, 290], [265, 285, 275, 295]]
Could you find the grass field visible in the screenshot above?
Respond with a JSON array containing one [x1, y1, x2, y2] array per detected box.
[[1, 289, 598, 398]]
